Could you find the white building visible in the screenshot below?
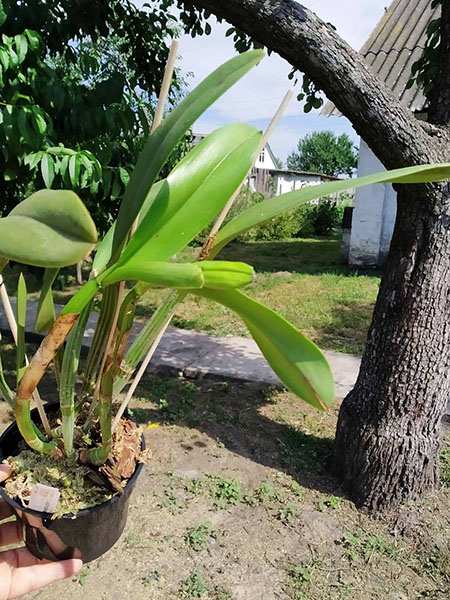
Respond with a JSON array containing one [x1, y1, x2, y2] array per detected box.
[[323, 0, 438, 267], [248, 142, 341, 196], [193, 133, 340, 197]]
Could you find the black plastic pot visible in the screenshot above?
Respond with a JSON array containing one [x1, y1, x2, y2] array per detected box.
[[0, 402, 145, 563]]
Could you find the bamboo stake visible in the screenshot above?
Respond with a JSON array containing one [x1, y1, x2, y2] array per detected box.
[[111, 89, 294, 433], [152, 40, 180, 134], [94, 40, 181, 412], [0, 274, 52, 436]]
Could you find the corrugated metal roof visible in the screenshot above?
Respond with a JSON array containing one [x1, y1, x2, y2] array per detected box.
[[322, 0, 441, 117]]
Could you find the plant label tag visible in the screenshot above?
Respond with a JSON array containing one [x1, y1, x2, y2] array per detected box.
[[28, 483, 60, 513]]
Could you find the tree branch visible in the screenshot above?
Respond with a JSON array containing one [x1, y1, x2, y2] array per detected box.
[[184, 0, 444, 166]]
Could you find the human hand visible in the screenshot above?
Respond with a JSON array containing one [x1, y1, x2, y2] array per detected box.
[[0, 464, 82, 599]]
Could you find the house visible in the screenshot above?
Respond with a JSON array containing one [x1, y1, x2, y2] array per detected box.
[[323, 0, 439, 267], [193, 133, 340, 197]]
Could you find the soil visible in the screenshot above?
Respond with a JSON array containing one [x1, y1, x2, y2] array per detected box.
[[0, 369, 449, 600]]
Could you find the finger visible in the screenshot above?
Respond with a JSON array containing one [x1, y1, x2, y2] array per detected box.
[[0, 520, 22, 546], [0, 464, 12, 482], [9, 558, 83, 599], [1, 546, 42, 569]]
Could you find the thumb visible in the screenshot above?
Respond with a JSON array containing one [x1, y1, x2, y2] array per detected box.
[[0, 463, 12, 482]]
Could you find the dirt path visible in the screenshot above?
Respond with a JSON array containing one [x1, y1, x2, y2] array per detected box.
[[1, 374, 449, 599]]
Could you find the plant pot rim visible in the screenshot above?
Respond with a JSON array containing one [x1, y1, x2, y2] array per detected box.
[[0, 403, 145, 521]]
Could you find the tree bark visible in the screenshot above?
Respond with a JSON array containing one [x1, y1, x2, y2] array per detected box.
[[185, 0, 450, 510]]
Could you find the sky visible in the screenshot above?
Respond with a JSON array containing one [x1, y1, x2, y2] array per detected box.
[[137, 1, 390, 162]]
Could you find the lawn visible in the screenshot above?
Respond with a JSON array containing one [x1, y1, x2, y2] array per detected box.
[[2, 235, 381, 355], [137, 238, 380, 355]]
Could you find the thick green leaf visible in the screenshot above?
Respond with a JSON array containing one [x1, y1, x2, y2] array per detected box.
[[16, 273, 27, 385], [194, 289, 335, 411], [100, 260, 254, 290], [0, 189, 97, 267], [112, 49, 264, 258], [35, 267, 58, 333], [92, 180, 165, 275], [212, 163, 450, 255], [115, 124, 261, 269]]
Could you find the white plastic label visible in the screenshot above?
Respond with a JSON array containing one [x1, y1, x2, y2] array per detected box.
[[28, 483, 60, 513]]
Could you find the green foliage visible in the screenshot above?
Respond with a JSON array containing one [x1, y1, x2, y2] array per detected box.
[[407, 0, 442, 104], [184, 521, 216, 551], [276, 503, 298, 524], [287, 131, 358, 177], [179, 568, 208, 598], [210, 476, 243, 509], [0, 1, 190, 232], [194, 186, 301, 243], [297, 200, 340, 237]]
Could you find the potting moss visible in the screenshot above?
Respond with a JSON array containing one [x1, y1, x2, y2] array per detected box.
[[2, 450, 114, 518]]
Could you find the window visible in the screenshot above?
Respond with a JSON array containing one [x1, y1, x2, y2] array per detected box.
[[259, 148, 265, 163]]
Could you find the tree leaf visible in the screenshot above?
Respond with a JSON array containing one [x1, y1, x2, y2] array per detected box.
[[14, 34, 27, 64], [212, 163, 450, 255], [0, 189, 97, 267], [111, 49, 265, 258], [69, 154, 79, 187], [40, 153, 55, 188], [194, 288, 335, 411]]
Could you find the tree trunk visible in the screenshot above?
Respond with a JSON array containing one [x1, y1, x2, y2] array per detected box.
[[334, 181, 450, 510], [184, 0, 450, 510]]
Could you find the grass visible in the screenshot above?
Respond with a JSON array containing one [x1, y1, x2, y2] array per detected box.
[[136, 237, 380, 355], [2, 234, 380, 355]]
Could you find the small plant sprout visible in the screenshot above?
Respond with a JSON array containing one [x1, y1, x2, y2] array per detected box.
[[1, 45, 450, 523]]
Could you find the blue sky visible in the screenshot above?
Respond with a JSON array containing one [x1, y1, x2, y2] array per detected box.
[[136, 1, 389, 162]]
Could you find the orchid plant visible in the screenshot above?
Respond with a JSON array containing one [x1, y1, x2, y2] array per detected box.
[[1, 50, 449, 473]]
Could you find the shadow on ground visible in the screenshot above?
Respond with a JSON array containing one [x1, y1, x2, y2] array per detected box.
[[131, 374, 345, 499]]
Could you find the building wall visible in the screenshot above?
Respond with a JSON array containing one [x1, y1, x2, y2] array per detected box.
[[349, 139, 397, 267], [254, 145, 276, 170], [274, 173, 321, 196]]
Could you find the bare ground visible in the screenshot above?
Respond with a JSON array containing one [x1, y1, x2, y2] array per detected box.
[[0, 370, 449, 600]]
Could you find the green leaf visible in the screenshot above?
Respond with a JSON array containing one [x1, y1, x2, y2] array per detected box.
[[212, 163, 450, 255], [14, 34, 27, 64], [194, 289, 335, 411], [115, 123, 261, 270], [24, 29, 41, 52], [35, 267, 58, 333], [112, 49, 265, 258], [18, 107, 36, 147], [61, 278, 99, 316], [0, 189, 97, 267], [16, 273, 27, 385], [69, 154, 79, 187], [0, 47, 9, 71], [40, 153, 55, 188]]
